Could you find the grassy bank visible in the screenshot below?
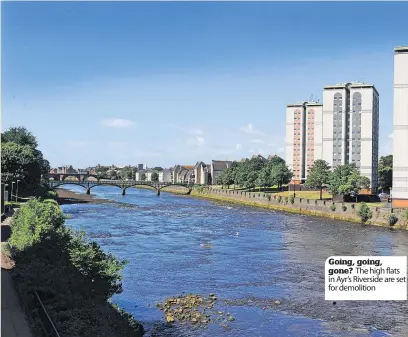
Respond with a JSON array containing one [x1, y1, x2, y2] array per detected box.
[[7, 198, 144, 337], [190, 190, 407, 229]]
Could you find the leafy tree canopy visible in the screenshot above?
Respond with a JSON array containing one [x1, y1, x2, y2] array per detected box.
[[305, 160, 331, 199], [151, 172, 159, 182], [378, 155, 392, 192], [328, 163, 370, 196], [2, 126, 38, 148]]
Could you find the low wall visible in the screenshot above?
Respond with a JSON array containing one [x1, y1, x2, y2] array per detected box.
[[191, 187, 408, 230]]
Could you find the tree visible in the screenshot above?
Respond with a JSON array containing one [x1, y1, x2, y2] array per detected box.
[[1, 142, 47, 187], [152, 167, 163, 172], [327, 163, 358, 196], [141, 173, 147, 181], [270, 162, 293, 189], [328, 163, 370, 198], [118, 166, 135, 180], [2, 126, 38, 148], [1, 127, 50, 189], [305, 160, 331, 200], [96, 166, 109, 179], [219, 168, 234, 188], [378, 155, 392, 192], [256, 165, 273, 191], [151, 172, 159, 182]]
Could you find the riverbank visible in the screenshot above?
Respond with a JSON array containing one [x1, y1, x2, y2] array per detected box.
[[56, 188, 111, 204], [4, 197, 145, 337], [190, 188, 408, 230]]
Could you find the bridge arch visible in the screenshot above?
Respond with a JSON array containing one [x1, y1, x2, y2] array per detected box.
[[158, 183, 193, 195], [48, 182, 88, 190], [124, 183, 158, 191]]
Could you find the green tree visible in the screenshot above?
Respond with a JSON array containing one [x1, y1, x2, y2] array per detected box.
[[2, 126, 38, 148], [328, 163, 357, 196], [96, 166, 109, 179], [338, 171, 371, 196], [118, 166, 135, 180], [305, 160, 331, 200], [152, 167, 163, 171], [1, 142, 48, 187], [256, 165, 272, 191], [378, 155, 392, 192], [270, 162, 293, 189], [1, 127, 50, 189], [141, 173, 147, 181], [151, 172, 159, 182], [220, 168, 234, 188]]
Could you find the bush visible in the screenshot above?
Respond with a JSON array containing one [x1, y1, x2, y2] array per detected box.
[[356, 202, 373, 224], [289, 195, 295, 204], [277, 196, 282, 203], [388, 213, 398, 227], [330, 203, 336, 211], [284, 196, 288, 204], [10, 198, 65, 251], [341, 205, 347, 212], [403, 210, 408, 224], [351, 204, 355, 209], [9, 198, 144, 336], [41, 189, 58, 200]]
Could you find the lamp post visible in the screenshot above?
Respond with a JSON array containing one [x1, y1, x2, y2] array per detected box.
[[16, 180, 21, 202], [1, 183, 5, 216], [11, 182, 15, 202], [389, 187, 393, 209]]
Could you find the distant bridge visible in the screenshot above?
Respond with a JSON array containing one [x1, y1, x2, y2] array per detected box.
[[41, 174, 193, 196]]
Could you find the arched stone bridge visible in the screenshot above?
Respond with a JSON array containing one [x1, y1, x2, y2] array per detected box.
[[41, 177, 194, 196]]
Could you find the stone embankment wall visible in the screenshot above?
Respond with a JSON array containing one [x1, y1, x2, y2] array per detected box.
[[191, 187, 408, 230]]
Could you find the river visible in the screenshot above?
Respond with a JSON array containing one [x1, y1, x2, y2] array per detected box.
[[61, 185, 408, 337]]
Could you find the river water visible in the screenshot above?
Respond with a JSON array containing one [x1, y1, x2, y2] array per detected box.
[[61, 186, 408, 337]]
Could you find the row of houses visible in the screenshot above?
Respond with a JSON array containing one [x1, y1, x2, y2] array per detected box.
[[51, 156, 275, 185], [135, 160, 232, 185]]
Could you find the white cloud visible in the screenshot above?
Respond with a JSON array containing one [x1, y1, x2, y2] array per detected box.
[[249, 148, 255, 153], [267, 143, 276, 147], [187, 136, 205, 147], [235, 143, 242, 150], [240, 123, 265, 136], [189, 128, 204, 136], [102, 118, 134, 128], [277, 147, 284, 153], [250, 139, 265, 144], [388, 133, 394, 139]]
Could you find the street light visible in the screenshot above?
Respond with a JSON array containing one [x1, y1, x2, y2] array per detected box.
[[16, 180, 21, 202], [11, 182, 15, 202], [389, 187, 393, 209]]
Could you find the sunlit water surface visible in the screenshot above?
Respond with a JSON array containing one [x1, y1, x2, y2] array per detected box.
[[61, 186, 408, 337]]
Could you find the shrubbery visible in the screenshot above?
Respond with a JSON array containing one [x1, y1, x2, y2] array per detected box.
[[9, 198, 144, 337], [388, 213, 398, 227], [330, 203, 336, 212], [289, 195, 295, 204], [356, 202, 373, 224]]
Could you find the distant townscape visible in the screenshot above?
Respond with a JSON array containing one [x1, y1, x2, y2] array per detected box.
[[50, 158, 248, 185]]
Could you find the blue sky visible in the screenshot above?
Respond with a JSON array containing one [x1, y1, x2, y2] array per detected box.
[[2, 2, 407, 168]]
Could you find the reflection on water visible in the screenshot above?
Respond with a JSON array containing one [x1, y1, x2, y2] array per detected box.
[[61, 186, 408, 337]]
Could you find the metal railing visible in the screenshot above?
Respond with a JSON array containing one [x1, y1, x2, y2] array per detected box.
[[33, 291, 62, 337]]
